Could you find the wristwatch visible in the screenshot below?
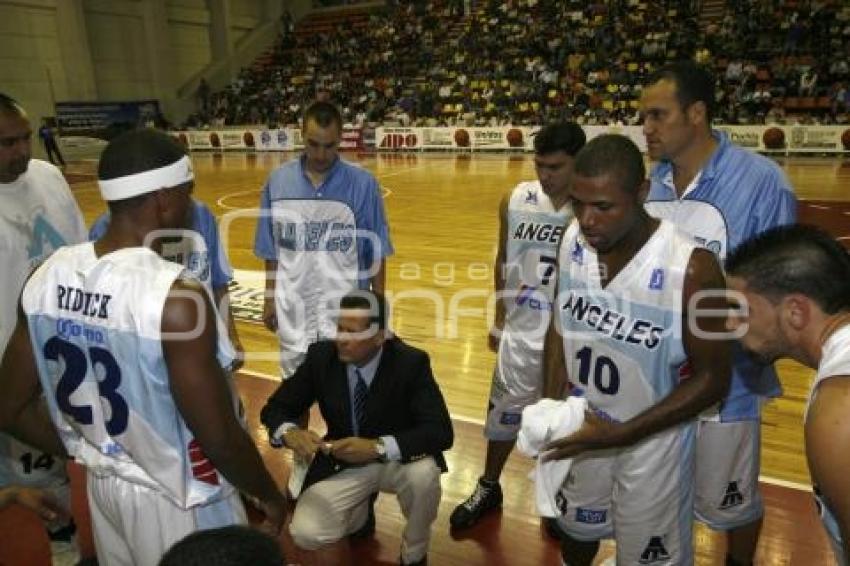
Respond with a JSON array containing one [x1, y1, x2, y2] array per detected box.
[[375, 438, 387, 462]]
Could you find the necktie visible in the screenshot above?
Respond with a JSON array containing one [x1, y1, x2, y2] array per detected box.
[[353, 368, 368, 431]]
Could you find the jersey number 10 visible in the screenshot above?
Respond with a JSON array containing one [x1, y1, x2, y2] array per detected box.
[[575, 346, 620, 395]]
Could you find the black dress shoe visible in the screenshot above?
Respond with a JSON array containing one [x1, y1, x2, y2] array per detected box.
[[348, 493, 378, 540]]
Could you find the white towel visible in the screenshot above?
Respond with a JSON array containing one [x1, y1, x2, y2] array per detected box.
[[517, 397, 587, 517]]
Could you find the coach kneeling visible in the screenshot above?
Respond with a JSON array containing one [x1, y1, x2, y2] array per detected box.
[[261, 290, 453, 566]]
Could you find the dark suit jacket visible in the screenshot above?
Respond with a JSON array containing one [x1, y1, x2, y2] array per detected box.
[[260, 336, 454, 490]]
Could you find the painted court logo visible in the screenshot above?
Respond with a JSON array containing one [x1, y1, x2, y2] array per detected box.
[[639, 536, 671, 564]]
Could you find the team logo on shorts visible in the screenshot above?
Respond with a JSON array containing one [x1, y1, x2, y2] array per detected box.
[[187, 251, 211, 281], [639, 536, 671, 564], [649, 268, 664, 290], [499, 412, 521, 425], [556, 492, 568, 515], [719, 481, 744, 509], [575, 507, 607, 524]]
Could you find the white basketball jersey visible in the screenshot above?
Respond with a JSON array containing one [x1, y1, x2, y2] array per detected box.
[[498, 181, 572, 385], [23, 243, 237, 509], [807, 323, 850, 560], [271, 198, 359, 350], [556, 220, 695, 421]]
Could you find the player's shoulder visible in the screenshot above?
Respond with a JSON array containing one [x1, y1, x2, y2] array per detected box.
[[507, 180, 543, 204], [720, 142, 785, 183], [267, 158, 302, 183], [338, 157, 378, 184], [27, 158, 61, 176], [26, 159, 69, 187], [512, 179, 542, 195], [190, 199, 217, 229], [191, 198, 214, 216]]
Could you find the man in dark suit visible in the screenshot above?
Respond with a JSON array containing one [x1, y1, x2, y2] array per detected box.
[[261, 290, 453, 566]]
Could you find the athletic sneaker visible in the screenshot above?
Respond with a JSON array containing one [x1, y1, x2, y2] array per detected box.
[[449, 478, 503, 530], [48, 520, 80, 566]]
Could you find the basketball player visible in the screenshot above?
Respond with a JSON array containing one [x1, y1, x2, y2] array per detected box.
[[0, 93, 86, 563], [254, 100, 392, 498], [450, 122, 586, 530], [0, 129, 287, 566], [545, 134, 731, 565], [724, 225, 850, 566], [90, 197, 245, 369], [254, 100, 393, 378], [641, 61, 797, 566]]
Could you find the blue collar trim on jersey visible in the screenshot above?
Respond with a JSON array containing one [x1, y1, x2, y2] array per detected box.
[[650, 130, 730, 189], [298, 154, 342, 190]]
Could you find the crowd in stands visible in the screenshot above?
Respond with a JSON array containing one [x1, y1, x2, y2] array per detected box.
[[184, 0, 850, 129]]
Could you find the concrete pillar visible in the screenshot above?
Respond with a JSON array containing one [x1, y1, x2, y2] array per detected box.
[[208, 0, 234, 62], [264, 0, 283, 21], [141, 0, 178, 118], [55, 0, 97, 100]]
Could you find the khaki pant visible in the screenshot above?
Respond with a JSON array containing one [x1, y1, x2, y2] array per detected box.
[[290, 457, 441, 563]]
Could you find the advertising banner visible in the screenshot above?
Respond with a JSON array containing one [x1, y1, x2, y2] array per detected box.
[[175, 125, 850, 154], [56, 100, 161, 139], [340, 127, 364, 150], [376, 127, 422, 150]]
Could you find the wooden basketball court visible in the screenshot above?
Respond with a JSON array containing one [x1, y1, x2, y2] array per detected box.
[[9, 151, 844, 565]]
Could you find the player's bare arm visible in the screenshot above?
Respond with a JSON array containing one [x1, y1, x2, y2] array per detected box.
[[542, 305, 568, 400], [0, 303, 67, 457], [805, 376, 850, 559], [490, 194, 509, 352], [213, 284, 244, 370], [262, 259, 278, 332], [544, 248, 730, 460], [163, 278, 287, 532], [0, 485, 69, 522], [371, 258, 386, 295]]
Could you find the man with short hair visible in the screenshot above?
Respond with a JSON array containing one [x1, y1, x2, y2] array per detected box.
[[450, 122, 586, 530], [255, 100, 393, 378], [0, 92, 86, 564], [254, 100, 393, 498], [545, 134, 731, 565], [641, 61, 797, 566], [89, 197, 245, 369], [159, 525, 285, 566], [261, 290, 453, 566], [0, 129, 287, 566], [724, 224, 850, 566]]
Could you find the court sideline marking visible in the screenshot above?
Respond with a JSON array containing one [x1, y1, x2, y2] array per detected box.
[[217, 184, 394, 210]]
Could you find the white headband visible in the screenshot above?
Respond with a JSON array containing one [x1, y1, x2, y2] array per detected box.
[[98, 155, 194, 201]]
